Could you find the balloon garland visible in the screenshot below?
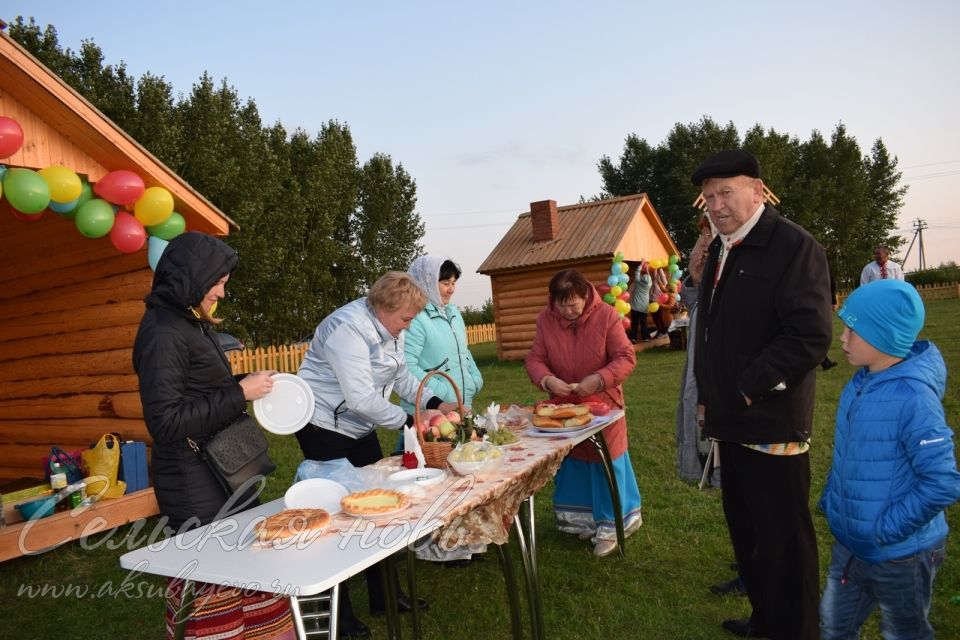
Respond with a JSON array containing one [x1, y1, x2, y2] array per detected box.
[[599, 253, 686, 321], [0, 115, 183, 268], [596, 251, 632, 331]]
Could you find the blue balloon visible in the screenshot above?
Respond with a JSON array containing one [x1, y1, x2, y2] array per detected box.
[[147, 236, 169, 271], [617, 273, 629, 285], [606, 275, 619, 287], [611, 263, 621, 275], [48, 197, 79, 213]]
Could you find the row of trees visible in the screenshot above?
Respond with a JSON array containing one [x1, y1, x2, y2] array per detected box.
[[596, 117, 907, 289], [10, 18, 424, 345]]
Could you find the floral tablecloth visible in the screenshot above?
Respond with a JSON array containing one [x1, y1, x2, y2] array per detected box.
[[322, 420, 616, 548]]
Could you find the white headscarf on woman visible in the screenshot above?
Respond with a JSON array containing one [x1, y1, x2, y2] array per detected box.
[[408, 255, 449, 317]]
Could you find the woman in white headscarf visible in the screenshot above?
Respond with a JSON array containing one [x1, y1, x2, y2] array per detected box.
[[402, 256, 483, 413], [403, 255, 485, 567]]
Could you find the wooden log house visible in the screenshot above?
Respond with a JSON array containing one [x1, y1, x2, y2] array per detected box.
[[478, 195, 679, 361], [0, 30, 235, 559]]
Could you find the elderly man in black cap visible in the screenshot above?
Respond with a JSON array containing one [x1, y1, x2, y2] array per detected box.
[[692, 150, 832, 639]]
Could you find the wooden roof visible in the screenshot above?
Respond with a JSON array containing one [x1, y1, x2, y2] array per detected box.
[[0, 31, 233, 234], [478, 194, 679, 274]]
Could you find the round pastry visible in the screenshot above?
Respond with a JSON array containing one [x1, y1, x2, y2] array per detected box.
[[532, 414, 564, 428], [535, 402, 591, 419], [340, 489, 411, 516], [255, 508, 331, 544]]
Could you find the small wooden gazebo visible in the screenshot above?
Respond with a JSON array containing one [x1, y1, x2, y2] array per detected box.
[[0, 30, 234, 559], [478, 195, 679, 361]]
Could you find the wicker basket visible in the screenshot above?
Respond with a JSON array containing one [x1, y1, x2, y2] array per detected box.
[[414, 370, 466, 469]]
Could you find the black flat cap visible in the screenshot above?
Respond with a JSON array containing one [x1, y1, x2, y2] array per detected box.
[[690, 150, 761, 186]]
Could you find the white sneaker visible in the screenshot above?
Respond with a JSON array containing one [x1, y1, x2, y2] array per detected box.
[[624, 515, 642, 538], [593, 539, 618, 557]]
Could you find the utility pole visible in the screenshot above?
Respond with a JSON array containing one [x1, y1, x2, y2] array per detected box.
[[901, 218, 927, 271]]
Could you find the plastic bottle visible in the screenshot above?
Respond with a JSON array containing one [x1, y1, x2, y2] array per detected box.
[[49, 461, 68, 490]]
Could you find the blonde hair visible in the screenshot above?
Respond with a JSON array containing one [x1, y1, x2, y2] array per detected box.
[[367, 271, 427, 313]]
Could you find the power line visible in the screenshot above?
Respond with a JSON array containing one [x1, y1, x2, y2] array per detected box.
[[427, 221, 514, 231], [420, 207, 520, 218], [902, 169, 960, 182], [900, 159, 960, 170]]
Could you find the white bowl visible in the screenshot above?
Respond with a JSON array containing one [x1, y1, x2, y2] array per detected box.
[[446, 444, 504, 477]]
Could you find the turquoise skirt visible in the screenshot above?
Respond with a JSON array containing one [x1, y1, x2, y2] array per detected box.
[[553, 452, 643, 541]]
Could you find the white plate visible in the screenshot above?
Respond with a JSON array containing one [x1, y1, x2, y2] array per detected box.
[[254, 373, 315, 435], [283, 478, 348, 513], [389, 468, 447, 487], [531, 422, 594, 434]]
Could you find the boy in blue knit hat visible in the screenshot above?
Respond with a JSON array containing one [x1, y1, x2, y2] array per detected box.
[[819, 279, 960, 639]]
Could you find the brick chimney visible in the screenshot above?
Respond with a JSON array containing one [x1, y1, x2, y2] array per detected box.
[[530, 199, 558, 242]]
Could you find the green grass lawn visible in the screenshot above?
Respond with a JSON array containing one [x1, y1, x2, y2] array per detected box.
[[1, 300, 958, 639]]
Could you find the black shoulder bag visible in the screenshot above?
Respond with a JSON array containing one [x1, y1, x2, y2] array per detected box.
[[188, 327, 276, 496]]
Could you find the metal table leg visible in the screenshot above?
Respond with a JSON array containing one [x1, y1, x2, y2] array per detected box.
[[514, 505, 543, 640], [406, 545, 421, 639], [380, 559, 402, 640], [493, 542, 524, 639], [589, 431, 625, 556], [290, 584, 339, 639]]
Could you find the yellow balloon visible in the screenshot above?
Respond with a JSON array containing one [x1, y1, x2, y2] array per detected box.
[[619, 262, 629, 273], [134, 186, 174, 226], [647, 302, 660, 313], [38, 165, 82, 202], [615, 299, 630, 314], [610, 285, 623, 297]]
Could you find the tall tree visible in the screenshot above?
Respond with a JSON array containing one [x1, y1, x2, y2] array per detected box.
[[355, 154, 424, 284], [9, 17, 427, 345], [597, 118, 908, 287]]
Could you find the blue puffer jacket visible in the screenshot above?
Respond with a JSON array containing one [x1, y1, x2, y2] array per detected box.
[[819, 340, 960, 562]]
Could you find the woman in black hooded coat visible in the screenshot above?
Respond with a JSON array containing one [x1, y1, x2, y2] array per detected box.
[[133, 232, 294, 639]]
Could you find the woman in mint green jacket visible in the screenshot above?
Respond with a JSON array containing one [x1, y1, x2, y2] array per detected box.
[[401, 255, 483, 413], [403, 255, 486, 567]]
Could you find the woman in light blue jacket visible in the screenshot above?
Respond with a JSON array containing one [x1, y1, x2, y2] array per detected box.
[[403, 255, 485, 567], [401, 256, 483, 412]]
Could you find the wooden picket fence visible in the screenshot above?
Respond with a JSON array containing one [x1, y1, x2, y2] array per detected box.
[[465, 322, 497, 345], [228, 343, 309, 375], [836, 281, 959, 307], [228, 323, 498, 375]]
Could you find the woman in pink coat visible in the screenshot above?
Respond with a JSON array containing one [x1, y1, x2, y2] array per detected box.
[[525, 269, 643, 556]]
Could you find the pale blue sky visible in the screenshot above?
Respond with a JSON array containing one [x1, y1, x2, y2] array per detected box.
[[6, 1, 959, 306]]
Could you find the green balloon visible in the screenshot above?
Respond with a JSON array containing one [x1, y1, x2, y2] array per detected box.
[[146, 211, 186, 240], [56, 182, 93, 220], [3, 168, 50, 214], [75, 198, 116, 238], [602, 292, 616, 304]]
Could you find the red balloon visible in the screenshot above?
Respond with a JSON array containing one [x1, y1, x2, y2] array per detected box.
[[109, 211, 147, 253], [598, 284, 612, 294], [621, 317, 631, 331], [9, 207, 45, 222], [93, 170, 145, 206], [619, 292, 630, 301], [658, 293, 670, 305], [0, 116, 24, 158]]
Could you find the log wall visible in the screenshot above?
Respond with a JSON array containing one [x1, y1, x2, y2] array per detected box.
[[0, 205, 152, 482], [491, 259, 615, 361]]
